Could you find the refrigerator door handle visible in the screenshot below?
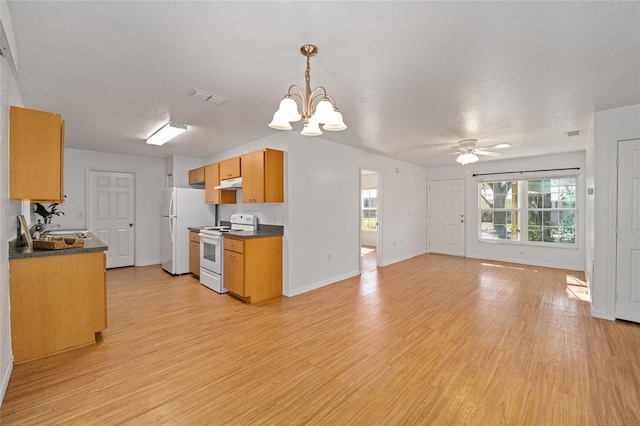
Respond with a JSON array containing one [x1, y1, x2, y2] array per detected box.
[[169, 191, 175, 217], [169, 216, 175, 243]]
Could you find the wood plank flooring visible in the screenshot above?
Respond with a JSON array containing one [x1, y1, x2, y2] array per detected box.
[[2, 254, 640, 424]]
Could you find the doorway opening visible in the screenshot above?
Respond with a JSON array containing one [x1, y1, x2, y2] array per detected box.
[[360, 169, 380, 273]]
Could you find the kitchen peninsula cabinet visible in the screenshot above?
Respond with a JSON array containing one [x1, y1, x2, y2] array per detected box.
[[9, 106, 65, 202], [223, 235, 282, 303], [240, 148, 284, 203], [9, 251, 107, 364], [189, 167, 205, 185], [204, 163, 236, 205], [219, 156, 241, 180]]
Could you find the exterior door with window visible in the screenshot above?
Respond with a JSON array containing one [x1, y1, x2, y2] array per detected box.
[[616, 139, 640, 323], [429, 179, 465, 256]]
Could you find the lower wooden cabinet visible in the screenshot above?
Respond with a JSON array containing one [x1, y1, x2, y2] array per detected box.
[[9, 251, 107, 364], [189, 231, 200, 276], [223, 236, 282, 303]]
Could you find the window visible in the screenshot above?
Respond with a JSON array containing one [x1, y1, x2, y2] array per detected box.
[[479, 176, 577, 246], [362, 188, 377, 231]]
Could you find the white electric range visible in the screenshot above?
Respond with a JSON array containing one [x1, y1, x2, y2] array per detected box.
[[199, 214, 258, 293]]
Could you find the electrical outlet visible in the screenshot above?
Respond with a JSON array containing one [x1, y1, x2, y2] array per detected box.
[[328, 253, 332, 261]]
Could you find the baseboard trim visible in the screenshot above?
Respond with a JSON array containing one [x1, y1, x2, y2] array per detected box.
[[465, 253, 584, 272], [380, 250, 427, 267], [286, 270, 361, 297], [135, 260, 161, 267], [0, 356, 13, 408]]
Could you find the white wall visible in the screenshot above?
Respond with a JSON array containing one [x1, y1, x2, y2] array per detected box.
[[591, 104, 640, 319], [427, 151, 586, 270], [0, 55, 24, 406], [165, 155, 204, 188], [203, 131, 428, 297], [57, 148, 166, 266]]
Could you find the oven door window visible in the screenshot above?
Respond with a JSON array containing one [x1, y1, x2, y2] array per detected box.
[[203, 240, 218, 263]]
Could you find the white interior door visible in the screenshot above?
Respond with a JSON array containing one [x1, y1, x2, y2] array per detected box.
[[89, 170, 135, 269], [429, 178, 465, 257], [615, 139, 640, 323]]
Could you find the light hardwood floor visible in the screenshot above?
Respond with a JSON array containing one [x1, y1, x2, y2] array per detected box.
[[2, 254, 639, 424]]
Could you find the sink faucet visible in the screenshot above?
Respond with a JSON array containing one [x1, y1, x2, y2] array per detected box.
[[41, 224, 60, 234]]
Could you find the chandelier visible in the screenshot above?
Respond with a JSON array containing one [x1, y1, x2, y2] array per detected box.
[[268, 44, 347, 136]]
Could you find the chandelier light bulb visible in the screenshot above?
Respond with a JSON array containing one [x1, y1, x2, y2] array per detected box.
[[312, 99, 334, 124], [300, 119, 322, 136], [268, 111, 292, 130], [278, 97, 301, 122], [323, 110, 347, 131]]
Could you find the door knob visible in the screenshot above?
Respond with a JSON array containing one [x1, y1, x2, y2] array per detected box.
[[129, 223, 133, 227]]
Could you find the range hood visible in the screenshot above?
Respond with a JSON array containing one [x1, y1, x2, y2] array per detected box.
[[214, 177, 242, 190]]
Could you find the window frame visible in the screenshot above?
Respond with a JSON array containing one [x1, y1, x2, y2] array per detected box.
[[477, 175, 578, 248], [361, 188, 378, 232]]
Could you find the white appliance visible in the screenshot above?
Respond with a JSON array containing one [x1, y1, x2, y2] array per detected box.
[[162, 187, 214, 275], [199, 213, 258, 293]]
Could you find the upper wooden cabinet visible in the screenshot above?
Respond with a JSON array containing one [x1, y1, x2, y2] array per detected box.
[[10, 106, 65, 202], [204, 163, 236, 205], [219, 157, 241, 180], [188, 167, 205, 185], [241, 148, 284, 203]]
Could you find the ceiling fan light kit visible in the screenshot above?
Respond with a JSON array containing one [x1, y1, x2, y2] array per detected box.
[[269, 44, 347, 136], [146, 121, 188, 145], [456, 152, 479, 165]]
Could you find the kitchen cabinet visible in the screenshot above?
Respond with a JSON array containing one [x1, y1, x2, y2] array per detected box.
[[240, 148, 284, 203], [189, 167, 205, 185], [189, 231, 201, 276], [223, 236, 282, 303], [9, 105, 65, 202], [219, 156, 241, 180], [204, 163, 236, 205], [9, 251, 107, 364]]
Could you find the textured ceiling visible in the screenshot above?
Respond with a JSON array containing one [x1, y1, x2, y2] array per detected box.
[[6, 1, 640, 167]]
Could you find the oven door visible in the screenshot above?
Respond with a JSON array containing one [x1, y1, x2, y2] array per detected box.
[[199, 233, 222, 275]]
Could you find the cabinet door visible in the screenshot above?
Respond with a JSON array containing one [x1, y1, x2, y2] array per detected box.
[[224, 249, 245, 296], [241, 150, 265, 203], [205, 163, 236, 205], [189, 241, 200, 275], [10, 106, 65, 202], [219, 157, 241, 180], [189, 167, 205, 185]]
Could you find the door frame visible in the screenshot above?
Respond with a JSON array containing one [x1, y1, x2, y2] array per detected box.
[[85, 167, 137, 267], [610, 138, 640, 320], [359, 167, 381, 272]]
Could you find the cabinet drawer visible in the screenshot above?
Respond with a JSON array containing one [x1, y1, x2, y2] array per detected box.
[[224, 238, 244, 253], [189, 231, 200, 243]]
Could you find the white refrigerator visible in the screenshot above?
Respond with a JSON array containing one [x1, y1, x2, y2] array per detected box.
[[161, 187, 214, 275]]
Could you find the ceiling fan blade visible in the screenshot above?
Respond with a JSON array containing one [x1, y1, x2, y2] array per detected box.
[[479, 143, 511, 150], [474, 149, 502, 157], [425, 151, 461, 159]]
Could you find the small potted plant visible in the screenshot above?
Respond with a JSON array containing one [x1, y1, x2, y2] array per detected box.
[[33, 200, 65, 224]]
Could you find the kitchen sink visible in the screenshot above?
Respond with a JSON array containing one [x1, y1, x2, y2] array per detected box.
[[45, 229, 90, 238]]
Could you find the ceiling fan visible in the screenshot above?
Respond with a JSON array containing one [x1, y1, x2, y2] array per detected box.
[[435, 139, 512, 164]]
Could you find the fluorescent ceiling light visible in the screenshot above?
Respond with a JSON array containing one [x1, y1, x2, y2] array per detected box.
[[146, 121, 187, 145]]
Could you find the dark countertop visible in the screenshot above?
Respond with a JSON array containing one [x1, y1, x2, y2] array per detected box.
[[191, 223, 284, 240], [9, 231, 108, 260], [222, 224, 284, 240]]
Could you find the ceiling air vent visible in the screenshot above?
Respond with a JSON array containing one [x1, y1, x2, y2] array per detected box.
[[189, 89, 228, 105], [566, 130, 581, 137]]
